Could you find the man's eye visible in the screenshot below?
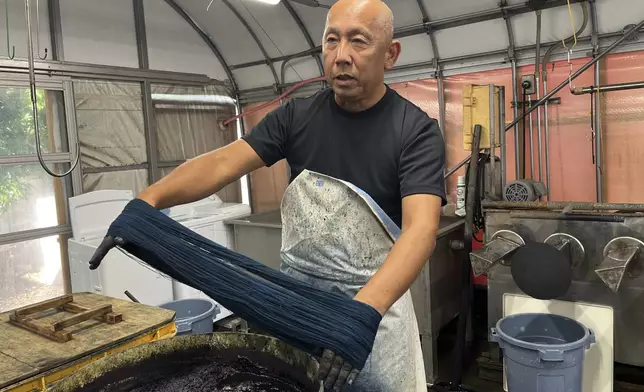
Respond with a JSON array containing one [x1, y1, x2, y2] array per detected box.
[[352, 39, 366, 45], [326, 37, 338, 43]]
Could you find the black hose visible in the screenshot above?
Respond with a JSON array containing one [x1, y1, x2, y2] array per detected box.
[[452, 124, 482, 386]]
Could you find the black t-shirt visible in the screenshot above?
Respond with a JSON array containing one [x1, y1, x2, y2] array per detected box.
[[242, 86, 447, 227]]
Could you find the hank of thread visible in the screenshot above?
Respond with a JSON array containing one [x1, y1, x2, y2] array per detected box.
[[106, 199, 382, 370]]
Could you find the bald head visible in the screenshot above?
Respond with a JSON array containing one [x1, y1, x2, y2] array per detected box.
[[327, 0, 394, 45], [322, 0, 401, 111]]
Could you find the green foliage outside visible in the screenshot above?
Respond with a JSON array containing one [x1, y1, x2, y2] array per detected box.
[[0, 88, 51, 213]]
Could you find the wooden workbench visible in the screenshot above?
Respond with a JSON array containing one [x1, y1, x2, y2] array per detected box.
[[0, 292, 176, 391]]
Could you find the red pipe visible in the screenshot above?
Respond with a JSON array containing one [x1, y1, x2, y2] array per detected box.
[[223, 76, 326, 127]]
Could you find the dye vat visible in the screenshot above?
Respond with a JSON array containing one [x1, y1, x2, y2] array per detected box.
[[50, 333, 320, 392]]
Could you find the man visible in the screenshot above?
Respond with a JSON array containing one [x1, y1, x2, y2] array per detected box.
[[90, 0, 446, 390]]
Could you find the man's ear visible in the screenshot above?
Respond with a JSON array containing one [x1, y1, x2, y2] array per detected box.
[[384, 40, 401, 70]]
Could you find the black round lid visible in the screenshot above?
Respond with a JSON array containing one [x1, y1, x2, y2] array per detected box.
[[509, 241, 572, 300]]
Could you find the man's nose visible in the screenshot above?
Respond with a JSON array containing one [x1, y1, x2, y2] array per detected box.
[[334, 40, 352, 66]]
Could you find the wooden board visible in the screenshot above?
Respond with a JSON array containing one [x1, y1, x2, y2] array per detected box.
[[0, 292, 175, 389]]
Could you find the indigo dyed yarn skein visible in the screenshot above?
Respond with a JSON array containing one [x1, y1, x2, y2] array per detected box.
[[104, 199, 382, 371]]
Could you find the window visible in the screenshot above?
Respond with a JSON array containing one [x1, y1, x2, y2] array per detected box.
[[0, 163, 71, 235], [0, 235, 67, 312], [0, 81, 75, 311]]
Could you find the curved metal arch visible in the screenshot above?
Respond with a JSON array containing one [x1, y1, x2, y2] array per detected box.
[[282, 0, 325, 76], [415, 0, 440, 64], [164, 0, 238, 91], [221, 0, 280, 88]]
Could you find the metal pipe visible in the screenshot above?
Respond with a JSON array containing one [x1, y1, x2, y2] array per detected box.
[[535, 11, 543, 183], [445, 156, 470, 179], [499, 86, 506, 188], [543, 77, 551, 199], [482, 200, 644, 212], [437, 71, 446, 134], [590, 0, 602, 203], [528, 96, 534, 179], [489, 84, 496, 197], [594, 62, 602, 202], [511, 60, 520, 179], [573, 80, 644, 95]]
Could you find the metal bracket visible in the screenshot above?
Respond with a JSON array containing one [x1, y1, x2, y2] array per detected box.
[[544, 233, 586, 269], [470, 230, 524, 276], [595, 237, 644, 292]]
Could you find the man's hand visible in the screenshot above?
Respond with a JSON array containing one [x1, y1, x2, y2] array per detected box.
[[318, 349, 359, 391], [88, 236, 126, 270]]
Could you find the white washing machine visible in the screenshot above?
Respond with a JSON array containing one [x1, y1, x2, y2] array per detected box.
[[67, 190, 251, 322]]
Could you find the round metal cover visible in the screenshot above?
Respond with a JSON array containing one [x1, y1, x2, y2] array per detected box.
[[503, 180, 536, 202]]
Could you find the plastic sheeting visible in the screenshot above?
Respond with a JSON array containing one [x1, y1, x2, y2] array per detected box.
[[82, 170, 149, 197], [74, 81, 146, 168], [153, 84, 241, 203], [151, 84, 237, 161], [241, 50, 644, 206]]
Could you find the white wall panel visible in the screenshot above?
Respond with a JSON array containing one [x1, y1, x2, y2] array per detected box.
[[512, 5, 590, 48], [383, 0, 423, 27], [144, 0, 226, 80], [290, 3, 327, 46], [4, 0, 51, 61], [596, 0, 644, 34], [434, 19, 508, 59], [397, 35, 434, 65], [233, 64, 279, 90], [176, 0, 266, 65], [279, 56, 323, 83], [421, 0, 499, 21], [60, 0, 138, 68], [229, 0, 310, 57]]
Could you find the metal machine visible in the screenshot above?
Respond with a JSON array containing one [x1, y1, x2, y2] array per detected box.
[[472, 201, 644, 367]]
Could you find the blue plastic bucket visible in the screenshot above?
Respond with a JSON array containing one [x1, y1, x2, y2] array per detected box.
[[491, 313, 595, 392], [159, 299, 216, 335]]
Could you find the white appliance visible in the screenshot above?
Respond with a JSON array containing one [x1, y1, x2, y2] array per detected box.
[[67, 190, 251, 322]]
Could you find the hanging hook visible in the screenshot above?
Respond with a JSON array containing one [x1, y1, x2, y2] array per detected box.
[[25, 0, 79, 178], [35, 0, 47, 59], [5, 0, 15, 59], [567, 49, 575, 91]]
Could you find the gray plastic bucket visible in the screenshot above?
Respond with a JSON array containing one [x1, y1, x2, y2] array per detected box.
[[160, 299, 216, 335], [491, 313, 595, 392]]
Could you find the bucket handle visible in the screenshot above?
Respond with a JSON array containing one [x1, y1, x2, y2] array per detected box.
[[538, 349, 564, 362], [588, 328, 596, 346], [490, 328, 500, 343]]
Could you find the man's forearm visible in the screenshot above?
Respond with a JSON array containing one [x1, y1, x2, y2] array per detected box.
[[138, 140, 264, 209], [353, 225, 436, 315]]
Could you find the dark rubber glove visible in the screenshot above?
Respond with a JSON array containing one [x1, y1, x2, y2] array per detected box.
[[318, 348, 360, 391], [88, 236, 126, 270]]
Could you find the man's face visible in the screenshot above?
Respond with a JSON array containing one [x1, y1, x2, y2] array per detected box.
[[322, 5, 398, 103]]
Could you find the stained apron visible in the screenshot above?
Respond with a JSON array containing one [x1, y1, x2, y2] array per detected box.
[[280, 169, 426, 392]]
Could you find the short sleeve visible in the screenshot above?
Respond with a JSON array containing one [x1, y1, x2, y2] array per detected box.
[[241, 101, 293, 167], [399, 115, 447, 206]]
